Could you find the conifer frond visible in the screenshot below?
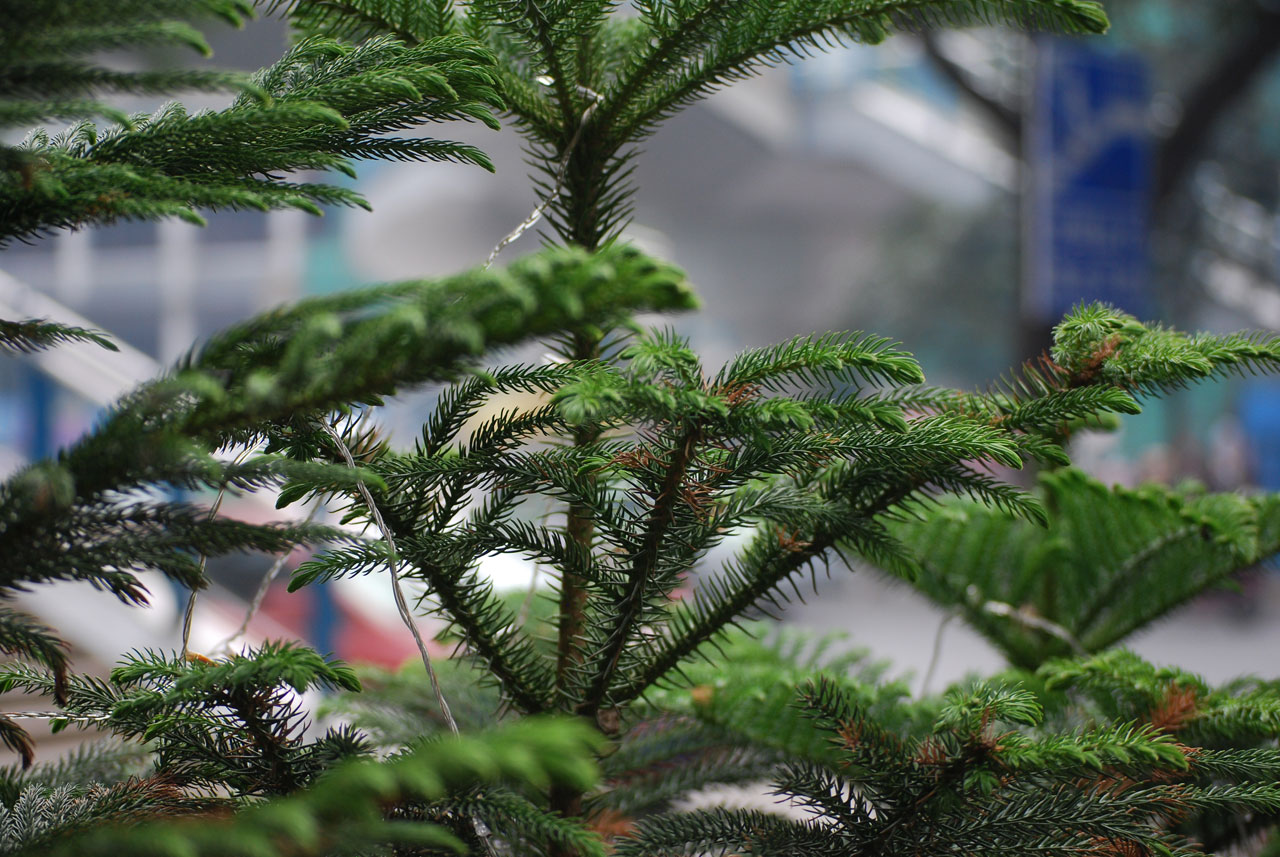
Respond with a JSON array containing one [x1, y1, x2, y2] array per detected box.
[[0, 779, 198, 855], [888, 468, 1280, 669], [3, 0, 255, 31], [608, 0, 1107, 144], [0, 0, 255, 120], [1038, 650, 1280, 744], [1051, 303, 1280, 394], [0, 608, 70, 706], [715, 331, 924, 392], [0, 643, 370, 806], [291, 541, 389, 587], [110, 641, 361, 697], [621, 328, 704, 387], [181, 244, 695, 439], [0, 320, 117, 355], [626, 634, 1280, 857], [0, 740, 153, 806], [418, 363, 588, 457], [266, 0, 457, 43], [0, 664, 131, 740], [616, 807, 831, 857], [103, 643, 367, 796], [2, 5, 504, 244], [916, 303, 1280, 469], [25, 717, 604, 857], [991, 384, 1142, 433], [0, 491, 345, 604], [465, 0, 580, 85], [450, 787, 609, 857]]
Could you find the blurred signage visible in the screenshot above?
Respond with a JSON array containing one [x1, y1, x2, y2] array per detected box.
[[1027, 39, 1151, 320], [1241, 379, 1280, 491]]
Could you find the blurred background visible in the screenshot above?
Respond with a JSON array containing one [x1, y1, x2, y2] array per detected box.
[[5, 1, 1280, 737]]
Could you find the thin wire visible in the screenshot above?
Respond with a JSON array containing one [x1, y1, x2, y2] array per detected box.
[[920, 611, 956, 698], [180, 445, 255, 660], [210, 407, 372, 657], [319, 419, 498, 857], [199, 409, 364, 659], [515, 565, 541, 630], [921, 602, 1084, 698], [484, 84, 603, 268], [515, 495, 558, 632], [209, 500, 325, 659], [0, 711, 111, 723], [982, 599, 1086, 655], [317, 422, 459, 732]]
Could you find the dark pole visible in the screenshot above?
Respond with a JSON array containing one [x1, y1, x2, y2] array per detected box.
[[1019, 35, 1055, 363]]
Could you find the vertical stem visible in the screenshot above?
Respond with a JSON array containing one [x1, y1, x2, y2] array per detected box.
[[1039, 476, 1060, 623], [555, 436, 596, 694], [555, 331, 602, 695], [548, 54, 609, 850], [553, 104, 605, 697], [548, 781, 585, 849], [551, 331, 601, 853], [555, 113, 610, 253], [1018, 35, 1049, 366]]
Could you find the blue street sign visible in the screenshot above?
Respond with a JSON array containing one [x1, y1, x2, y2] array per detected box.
[[1241, 379, 1280, 491], [1028, 39, 1151, 320], [25, 366, 53, 461]]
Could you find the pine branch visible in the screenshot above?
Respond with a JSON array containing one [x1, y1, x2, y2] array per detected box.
[[3, 13, 504, 243], [179, 244, 695, 440], [265, 0, 446, 43], [24, 718, 605, 857], [580, 425, 701, 718], [0, 609, 70, 706], [889, 468, 1280, 668], [0, 320, 116, 355], [0, 779, 201, 855], [0, 739, 153, 806], [107, 643, 364, 796], [624, 636, 1280, 857], [607, 0, 1107, 144], [714, 331, 925, 393], [616, 807, 833, 857], [469, 0, 582, 130], [1051, 303, 1280, 395], [452, 788, 608, 857]]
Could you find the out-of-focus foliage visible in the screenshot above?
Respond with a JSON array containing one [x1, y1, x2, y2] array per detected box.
[[0, 1, 505, 248], [889, 467, 1280, 668], [622, 628, 1280, 857]]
